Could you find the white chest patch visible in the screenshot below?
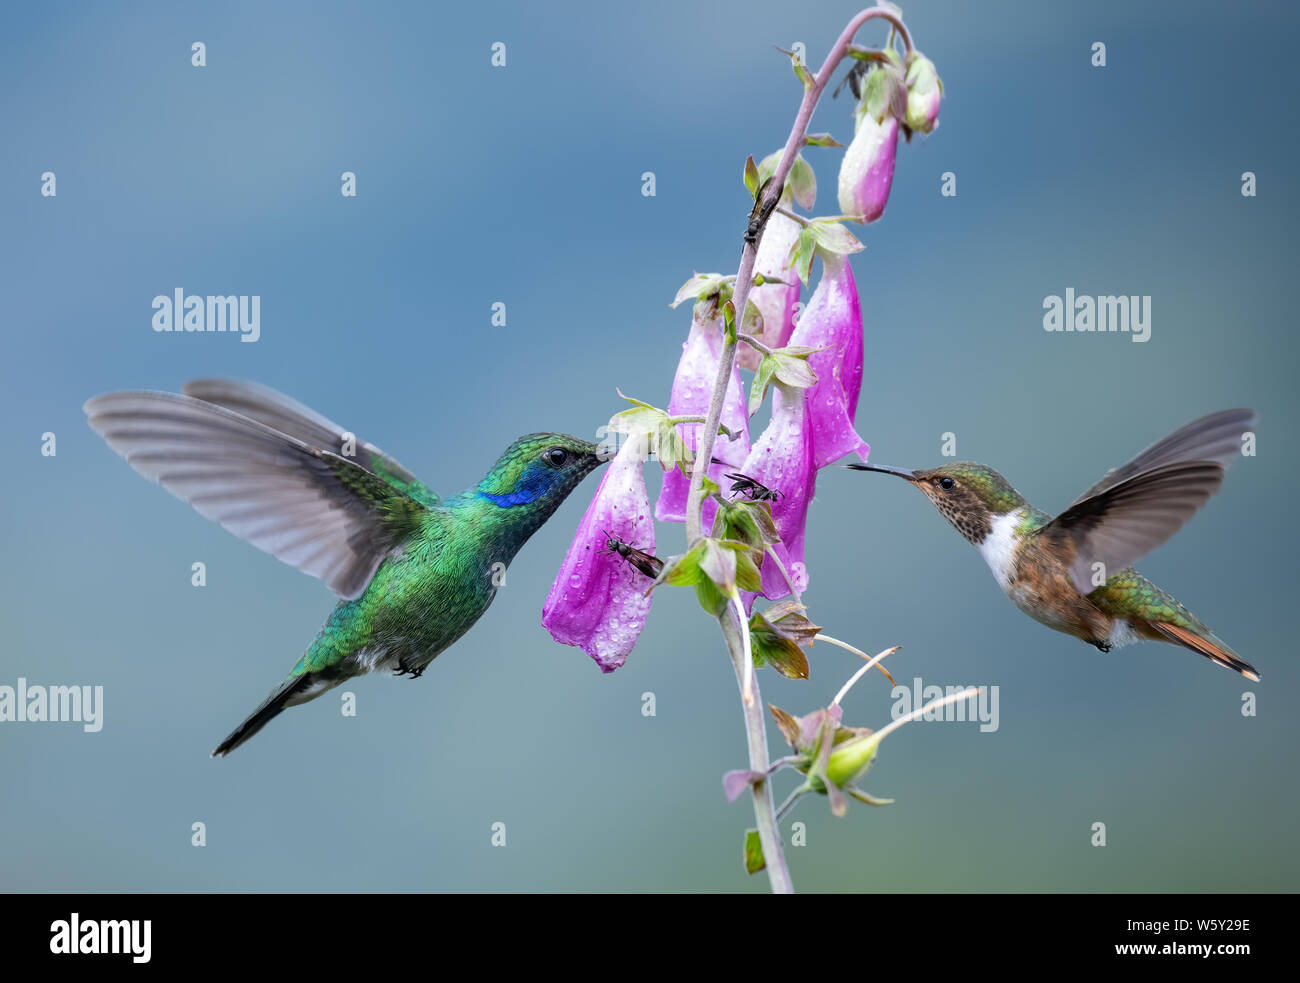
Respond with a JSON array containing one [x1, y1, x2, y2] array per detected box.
[[1106, 619, 1140, 650], [977, 511, 1021, 594]]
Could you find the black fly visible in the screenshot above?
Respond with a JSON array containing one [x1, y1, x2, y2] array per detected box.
[[602, 532, 664, 579], [745, 178, 778, 245], [725, 472, 784, 502], [834, 60, 869, 101]]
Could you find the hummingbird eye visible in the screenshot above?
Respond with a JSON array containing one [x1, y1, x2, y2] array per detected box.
[[544, 447, 569, 467], [938, 476, 955, 491]]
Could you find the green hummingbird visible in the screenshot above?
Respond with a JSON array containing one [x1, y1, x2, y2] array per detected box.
[[848, 409, 1259, 681], [84, 379, 604, 755]]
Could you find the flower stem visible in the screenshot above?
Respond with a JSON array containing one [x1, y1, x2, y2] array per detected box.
[[830, 645, 899, 706], [731, 591, 755, 707], [774, 204, 812, 227], [686, 6, 915, 897], [775, 784, 811, 824], [817, 633, 897, 685], [737, 332, 775, 358], [720, 610, 793, 893]]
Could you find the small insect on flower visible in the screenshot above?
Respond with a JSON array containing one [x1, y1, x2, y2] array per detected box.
[[602, 531, 665, 579], [835, 60, 869, 101], [725, 472, 784, 503], [745, 178, 778, 244]]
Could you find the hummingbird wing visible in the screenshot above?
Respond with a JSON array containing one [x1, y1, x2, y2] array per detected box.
[[1065, 408, 1256, 506], [1046, 409, 1257, 594], [85, 390, 429, 600], [181, 378, 439, 506]]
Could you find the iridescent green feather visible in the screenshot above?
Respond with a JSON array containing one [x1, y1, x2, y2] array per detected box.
[[1088, 567, 1207, 634]]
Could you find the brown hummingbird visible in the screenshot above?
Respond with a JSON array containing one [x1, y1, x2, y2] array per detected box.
[[849, 409, 1259, 681]]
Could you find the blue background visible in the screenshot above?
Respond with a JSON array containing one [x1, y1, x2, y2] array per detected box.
[[2, 0, 1296, 892]]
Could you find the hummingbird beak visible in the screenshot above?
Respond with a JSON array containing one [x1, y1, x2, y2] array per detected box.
[[844, 463, 917, 481]]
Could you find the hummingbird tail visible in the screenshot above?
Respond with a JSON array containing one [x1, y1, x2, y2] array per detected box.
[[1150, 622, 1260, 683], [211, 674, 319, 757]]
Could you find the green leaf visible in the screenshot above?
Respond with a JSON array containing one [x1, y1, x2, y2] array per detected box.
[[753, 634, 809, 679], [734, 547, 764, 593], [749, 502, 780, 545], [743, 829, 766, 875], [776, 46, 814, 92], [713, 497, 777, 549], [698, 538, 738, 592], [756, 149, 782, 194], [862, 63, 905, 124], [614, 388, 657, 411], [694, 576, 729, 617], [791, 225, 816, 286], [788, 155, 816, 210], [757, 149, 821, 208], [743, 155, 760, 199], [656, 541, 706, 589], [771, 350, 818, 389], [764, 600, 822, 646], [749, 610, 811, 679], [748, 356, 778, 416], [742, 298, 764, 334], [671, 272, 726, 309], [654, 418, 689, 471], [803, 131, 843, 148], [606, 404, 664, 440], [810, 219, 864, 256], [715, 422, 741, 444], [863, 65, 888, 121], [722, 299, 737, 344], [750, 601, 822, 680], [768, 704, 803, 749]]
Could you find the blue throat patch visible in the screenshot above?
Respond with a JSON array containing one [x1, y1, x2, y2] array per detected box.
[[479, 489, 536, 507], [478, 465, 553, 508]]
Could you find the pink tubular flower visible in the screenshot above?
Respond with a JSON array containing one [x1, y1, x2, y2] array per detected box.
[[904, 54, 942, 135], [736, 386, 814, 601], [740, 211, 802, 371], [836, 111, 898, 224], [787, 251, 869, 469], [542, 432, 654, 673], [656, 314, 750, 532]]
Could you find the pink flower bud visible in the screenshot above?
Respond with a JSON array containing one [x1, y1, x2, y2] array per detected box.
[[904, 54, 942, 135], [837, 112, 899, 224]]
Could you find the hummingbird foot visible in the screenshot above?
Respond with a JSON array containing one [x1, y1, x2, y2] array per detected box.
[[394, 660, 426, 679], [1092, 641, 1112, 654]]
